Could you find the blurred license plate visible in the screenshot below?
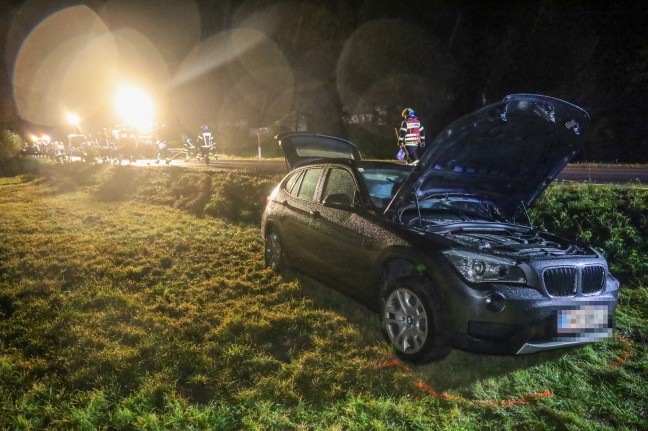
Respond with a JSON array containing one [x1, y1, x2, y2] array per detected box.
[[558, 306, 608, 333]]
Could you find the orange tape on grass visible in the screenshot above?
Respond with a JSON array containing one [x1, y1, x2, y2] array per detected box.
[[369, 353, 553, 408], [610, 334, 634, 368], [371, 333, 632, 407], [414, 380, 553, 407], [372, 358, 413, 373]]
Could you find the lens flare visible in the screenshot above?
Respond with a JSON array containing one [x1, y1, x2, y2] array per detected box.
[[115, 84, 154, 131]]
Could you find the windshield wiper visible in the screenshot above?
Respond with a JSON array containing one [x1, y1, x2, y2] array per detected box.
[[439, 200, 495, 221]]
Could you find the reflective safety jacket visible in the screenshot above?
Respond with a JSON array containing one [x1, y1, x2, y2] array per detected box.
[[199, 132, 213, 148], [399, 117, 426, 147]]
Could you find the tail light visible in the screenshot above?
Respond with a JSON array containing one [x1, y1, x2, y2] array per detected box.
[[266, 185, 280, 206]]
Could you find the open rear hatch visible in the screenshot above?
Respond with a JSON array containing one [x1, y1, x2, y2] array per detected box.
[[276, 132, 361, 169]]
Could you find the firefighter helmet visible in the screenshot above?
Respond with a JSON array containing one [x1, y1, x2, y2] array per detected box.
[[402, 108, 414, 119]]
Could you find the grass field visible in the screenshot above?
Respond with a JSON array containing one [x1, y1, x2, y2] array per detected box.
[[0, 164, 646, 430]]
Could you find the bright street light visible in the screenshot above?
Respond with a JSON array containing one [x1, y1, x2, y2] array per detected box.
[[67, 112, 80, 127], [115, 84, 154, 131]]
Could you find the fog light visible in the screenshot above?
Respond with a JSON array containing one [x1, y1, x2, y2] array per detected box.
[[485, 292, 506, 312]]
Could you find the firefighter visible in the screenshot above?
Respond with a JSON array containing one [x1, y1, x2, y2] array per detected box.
[[196, 124, 213, 160], [398, 107, 426, 165]]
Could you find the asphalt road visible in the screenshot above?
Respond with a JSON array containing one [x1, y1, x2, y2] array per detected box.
[[557, 165, 648, 184], [131, 157, 289, 173], [133, 157, 647, 184]]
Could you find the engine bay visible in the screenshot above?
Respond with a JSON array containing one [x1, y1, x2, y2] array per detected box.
[[444, 228, 591, 257]]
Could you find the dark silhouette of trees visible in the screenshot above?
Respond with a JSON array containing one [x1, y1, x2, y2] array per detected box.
[[1, 0, 647, 162]]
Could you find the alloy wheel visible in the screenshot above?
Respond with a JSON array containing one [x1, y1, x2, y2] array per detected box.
[[383, 287, 429, 354], [265, 229, 283, 271]]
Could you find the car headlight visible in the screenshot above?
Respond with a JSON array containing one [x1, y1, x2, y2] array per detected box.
[[443, 250, 526, 284]]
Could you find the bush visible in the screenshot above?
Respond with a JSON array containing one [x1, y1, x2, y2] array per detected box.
[[204, 171, 277, 223], [0, 130, 24, 176], [0, 130, 22, 161], [531, 182, 648, 281]]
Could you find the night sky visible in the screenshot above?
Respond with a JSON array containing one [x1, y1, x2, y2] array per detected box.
[[1, 0, 647, 162]]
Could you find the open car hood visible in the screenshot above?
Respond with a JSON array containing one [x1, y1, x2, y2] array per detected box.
[[388, 94, 590, 219], [276, 132, 361, 169]]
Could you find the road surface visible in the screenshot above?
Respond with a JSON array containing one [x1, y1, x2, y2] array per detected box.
[[127, 158, 647, 184], [557, 165, 647, 184]]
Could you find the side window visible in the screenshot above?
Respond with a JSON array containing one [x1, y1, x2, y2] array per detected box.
[[283, 170, 303, 196], [322, 168, 357, 204], [296, 168, 324, 201]]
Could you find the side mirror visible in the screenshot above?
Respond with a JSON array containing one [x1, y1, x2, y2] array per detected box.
[[322, 193, 353, 208]]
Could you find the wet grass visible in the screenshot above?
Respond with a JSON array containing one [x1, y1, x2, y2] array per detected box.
[[0, 165, 646, 430]]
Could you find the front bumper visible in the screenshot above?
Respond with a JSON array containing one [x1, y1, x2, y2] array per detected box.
[[516, 332, 612, 355], [445, 295, 617, 355], [430, 259, 620, 355]]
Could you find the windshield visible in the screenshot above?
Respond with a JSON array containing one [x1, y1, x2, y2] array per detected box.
[[357, 164, 411, 209]]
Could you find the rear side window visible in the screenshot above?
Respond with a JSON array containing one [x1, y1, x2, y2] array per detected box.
[[283, 170, 303, 196], [296, 168, 324, 201]]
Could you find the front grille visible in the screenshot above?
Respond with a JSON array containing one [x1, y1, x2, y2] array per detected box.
[[543, 265, 605, 297], [582, 266, 605, 294], [544, 267, 577, 296]]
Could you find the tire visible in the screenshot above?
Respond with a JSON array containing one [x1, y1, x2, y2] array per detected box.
[[381, 277, 449, 363], [264, 228, 287, 271]]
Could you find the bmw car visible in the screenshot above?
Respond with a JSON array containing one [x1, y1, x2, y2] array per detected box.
[[260, 94, 620, 363]]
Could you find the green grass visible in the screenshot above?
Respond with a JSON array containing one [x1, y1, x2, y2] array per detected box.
[[0, 165, 646, 430]]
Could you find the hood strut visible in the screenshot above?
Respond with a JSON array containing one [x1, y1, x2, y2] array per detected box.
[[415, 192, 423, 228], [519, 200, 533, 228]]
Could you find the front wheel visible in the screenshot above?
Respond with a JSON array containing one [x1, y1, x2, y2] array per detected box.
[[264, 228, 287, 272], [381, 277, 449, 363]]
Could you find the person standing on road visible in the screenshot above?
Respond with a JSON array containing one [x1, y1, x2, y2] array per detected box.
[[398, 107, 426, 165], [197, 124, 214, 160], [156, 137, 169, 164]]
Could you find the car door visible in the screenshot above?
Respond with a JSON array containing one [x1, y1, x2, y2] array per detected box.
[[279, 166, 326, 272], [307, 166, 381, 291]]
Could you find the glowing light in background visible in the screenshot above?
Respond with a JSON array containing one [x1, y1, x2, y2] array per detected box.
[[115, 84, 155, 131], [11, 2, 181, 131], [30, 134, 50, 143], [66, 113, 80, 127], [171, 28, 294, 129], [12, 5, 116, 127], [10, 0, 399, 137]]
